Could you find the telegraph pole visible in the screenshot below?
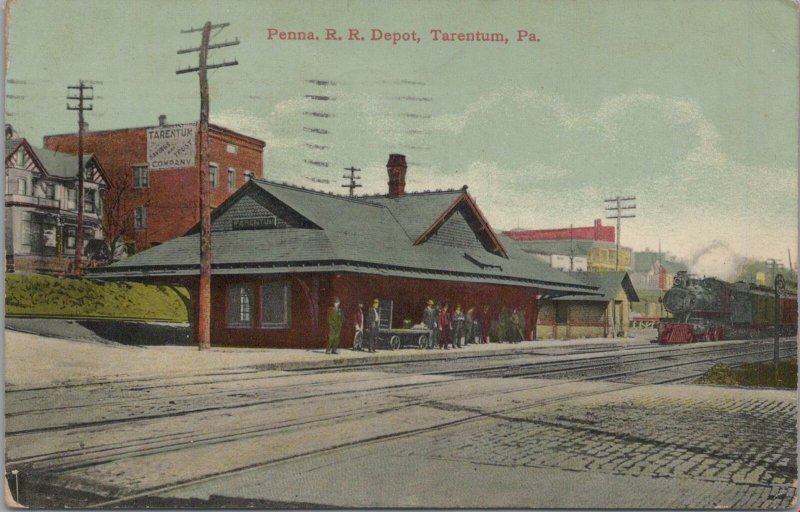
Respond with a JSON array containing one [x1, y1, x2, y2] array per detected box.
[[766, 258, 783, 369], [341, 166, 362, 197], [569, 224, 575, 271], [177, 22, 239, 350], [67, 81, 94, 276], [604, 196, 636, 271]]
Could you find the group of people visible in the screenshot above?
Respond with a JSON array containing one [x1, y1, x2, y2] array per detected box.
[[326, 297, 382, 354], [326, 297, 528, 354]]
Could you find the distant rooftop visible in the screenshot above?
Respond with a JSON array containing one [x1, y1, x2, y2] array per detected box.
[[504, 218, 615, 243]]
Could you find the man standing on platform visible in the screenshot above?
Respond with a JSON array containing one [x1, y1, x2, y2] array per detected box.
[[422, 299, 438, 349], [353, 301, 365, 350], [326, 297, 344, 354], [366, 298, 381, 353], [438, 303, 451, 349], [479, 305, 492, 343]]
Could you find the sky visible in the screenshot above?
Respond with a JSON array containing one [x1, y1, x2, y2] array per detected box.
[[5, 0, 798, 277]]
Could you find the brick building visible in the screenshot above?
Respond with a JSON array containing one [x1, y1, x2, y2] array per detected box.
[[93, 155, 599, 348], [43, 116, 265, 253], [505, 220, 633, 272]]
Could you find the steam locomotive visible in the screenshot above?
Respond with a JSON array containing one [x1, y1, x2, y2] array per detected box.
[[658, 271, 798, 344]]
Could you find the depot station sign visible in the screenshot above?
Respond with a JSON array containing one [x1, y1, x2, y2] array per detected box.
[[146, 124, 196, 170]]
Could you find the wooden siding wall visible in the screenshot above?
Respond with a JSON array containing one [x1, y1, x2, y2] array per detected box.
[[536, 300, 608, 340]]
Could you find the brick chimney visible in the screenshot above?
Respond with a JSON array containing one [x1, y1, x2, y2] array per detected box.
[[158, 114, 167, 127], [387, 154, 407, 198]]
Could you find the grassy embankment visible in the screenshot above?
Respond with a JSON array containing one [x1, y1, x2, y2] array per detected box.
[[697, 359, 797, 389], [5, 273, 189, 322]]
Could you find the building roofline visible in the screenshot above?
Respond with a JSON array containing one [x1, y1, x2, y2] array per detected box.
[[42, 122, 266, 148], [252, 177, 388, 206], [358, 188, 465, 198], [91, 257, 600, 294]]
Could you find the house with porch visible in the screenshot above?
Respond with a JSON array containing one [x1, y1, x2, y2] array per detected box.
[[5, 137, 108, 273]]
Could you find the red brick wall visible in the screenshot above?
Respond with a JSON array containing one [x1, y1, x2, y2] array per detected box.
[[206, 272, 540, 348], [43, 125, 264, 251]]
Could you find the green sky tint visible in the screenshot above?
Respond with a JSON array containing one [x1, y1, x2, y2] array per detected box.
[[6, 0, 798, 275]]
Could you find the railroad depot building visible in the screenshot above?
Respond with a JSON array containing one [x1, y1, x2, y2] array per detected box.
[[43, 116, 265, 252], [536, 271, 639, 340], [93, 155, 599, 348], [5, 137, 108, 273]]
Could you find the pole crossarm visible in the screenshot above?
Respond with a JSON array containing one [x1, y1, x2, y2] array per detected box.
[[341, 166, 362, 197], [603, 194, 637, 274], [181, 22, 230, 33], [178, 39, 240, 54], [176, 60, 239, 74]]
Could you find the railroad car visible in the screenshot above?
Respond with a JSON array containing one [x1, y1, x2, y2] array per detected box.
[[657, 271, 797, 344]]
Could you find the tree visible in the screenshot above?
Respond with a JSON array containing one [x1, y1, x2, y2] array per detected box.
[[102, 176, 149, 263]]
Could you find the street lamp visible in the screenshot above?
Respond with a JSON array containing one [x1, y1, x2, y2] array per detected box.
[[773, 273, 785, 371], [10, 469, 19, 504]]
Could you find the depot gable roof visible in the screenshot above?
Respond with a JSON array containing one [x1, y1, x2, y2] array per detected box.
[[95, 179, 599, 296]]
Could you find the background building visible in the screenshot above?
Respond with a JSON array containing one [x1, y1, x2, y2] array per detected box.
[[43, 116, 265, 253], [5, 137, 107, 273], [629, 250, 689, 321], [505, 219, 632, 272]]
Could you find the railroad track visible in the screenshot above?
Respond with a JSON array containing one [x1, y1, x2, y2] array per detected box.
[[431, 338, 796, 380], [6, 337, 795, 508]]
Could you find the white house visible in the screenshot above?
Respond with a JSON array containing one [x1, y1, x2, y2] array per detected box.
[[5, 136, 108, 273]]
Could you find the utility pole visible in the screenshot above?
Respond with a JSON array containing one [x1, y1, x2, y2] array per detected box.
[[177, 22, 239, 350], [67, 81, 93, 276], [766, 258, 783, 369], [341, 166, 362, 197], [569, 223, 574, 272], [604, 195, 636, 271]]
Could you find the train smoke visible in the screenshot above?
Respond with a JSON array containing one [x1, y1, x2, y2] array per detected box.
[[688, 240, 747, 280]]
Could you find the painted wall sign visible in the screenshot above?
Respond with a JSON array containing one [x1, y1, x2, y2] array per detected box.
[[146, 124, 196, 170]]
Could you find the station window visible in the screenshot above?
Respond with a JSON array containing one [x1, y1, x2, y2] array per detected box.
[[21, 212, 32, 247], [228, 285, 254, 327], [17, 150, 28, 168], [85, 189, 96, 213], [133, 166, 149, 188], [210, 164, 219, 188], [556, 303, 569, 324], [65, 225, 76, 250], [134, 207, 147, 229], [67, 188, 77, 210], [45, 183, 56, 200], [17, 178, 27, 196], [260, 282, 290, 328], [228, 168, 236, 191]]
